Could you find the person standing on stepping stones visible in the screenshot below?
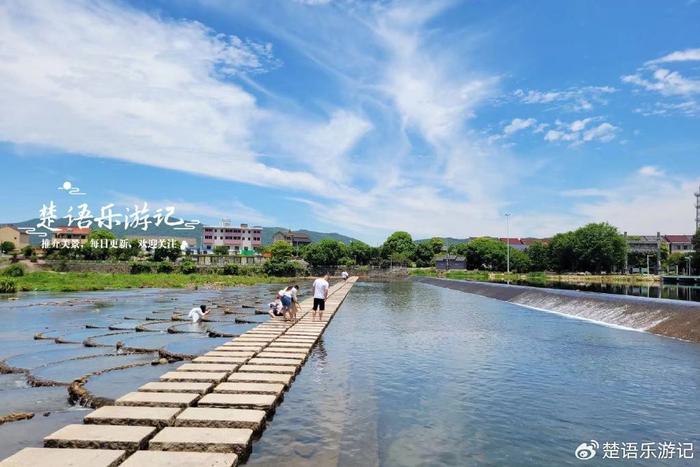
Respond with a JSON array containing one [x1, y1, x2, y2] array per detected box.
[[312, 274, 329, 321]]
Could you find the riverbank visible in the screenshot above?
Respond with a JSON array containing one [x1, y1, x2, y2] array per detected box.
[[416, 277, 700, 344], [411, 268, 660, 285], [8, 271, 294, 292]]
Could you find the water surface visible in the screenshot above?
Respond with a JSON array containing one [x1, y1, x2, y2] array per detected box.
[[248, 282, 700, 466]]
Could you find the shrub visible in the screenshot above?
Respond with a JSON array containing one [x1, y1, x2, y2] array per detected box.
[[22, 246, 34, 258], [156, 262, 174, 273], [180, 260, 197, 275], [222, 264, 240, 276], [53, 259, 69, 272], [263, 260, 308, 277], [130, 262, 152, 274], [0, 279, 16, 293], [2, 264, 25, 277], [30, 254, 38, 263], [0, 241, 15, 254], [239, 264, 263, 276]]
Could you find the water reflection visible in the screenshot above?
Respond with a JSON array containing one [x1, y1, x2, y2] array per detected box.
[[488, 279, 700, 303]]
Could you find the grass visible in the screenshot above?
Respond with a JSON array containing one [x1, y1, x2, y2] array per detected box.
[[409, 268, 659, 286], [12, 271, 291, 292]]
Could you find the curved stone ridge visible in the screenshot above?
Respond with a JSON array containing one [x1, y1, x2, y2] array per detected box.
[[0, 277, 357, 466]]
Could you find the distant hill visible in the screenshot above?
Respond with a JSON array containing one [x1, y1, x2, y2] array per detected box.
[[2, 218, 360, 247]]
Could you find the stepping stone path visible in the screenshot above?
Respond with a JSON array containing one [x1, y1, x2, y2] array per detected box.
[[0, 277, 357, 466]]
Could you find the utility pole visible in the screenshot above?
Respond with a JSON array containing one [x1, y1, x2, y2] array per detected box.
[[646, 254, 651, 275], [656, 231, 661, 275], [505, 212, 511, 274], [623, 231, 628, 274], [695, 185, 700, 232]]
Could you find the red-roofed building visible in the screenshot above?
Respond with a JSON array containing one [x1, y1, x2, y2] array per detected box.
[[521, 237, 549, 247], [664, 234, 694, 254], [54, 227, 91, 245], [499, 238, 527, 251]]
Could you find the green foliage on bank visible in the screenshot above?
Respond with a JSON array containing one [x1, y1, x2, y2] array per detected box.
[[12, 271, 290, 292]]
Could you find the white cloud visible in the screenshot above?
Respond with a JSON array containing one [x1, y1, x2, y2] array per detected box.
[[570, 173, 700, 235], [622, 49, 700, 117], [0, 0, 366, 198], [110, 192, 275, 226], [503, 118, 536, 135], [541, 118, 618, 146], [622, 68, 700, 96], [637, 165, 665, 177], [513, 86, 616, 112], [646, 48, 700, 65]]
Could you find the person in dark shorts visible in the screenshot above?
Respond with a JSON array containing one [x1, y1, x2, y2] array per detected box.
[[312, 274, 329, 321]]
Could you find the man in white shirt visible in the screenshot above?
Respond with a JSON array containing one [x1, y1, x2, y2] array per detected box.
[[341, 271, 349, 281], [312, 274, 329, 321], [188, 304, 209, 323]]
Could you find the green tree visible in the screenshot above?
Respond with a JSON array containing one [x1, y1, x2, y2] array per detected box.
[[429, 237, 445, 254], [82, 229, 116, 260], [571, 223, 626, 273], [303, 240, 348, 267], [348, 240, 372, 265], [692, 228, 700, 272], [213, 245, 230, 256], [269, 241, 294, 261], [526, 241, 549, 271], [547, 232, 576, 272], [381, 231, 416, 259], [464, 237, 506, 270], [413, 242, 435, 267], [154, 241, 182, 262], [1, 241, 15, 254], [448, 242, 470, 257], [22, 245, 34, 258], [508, 249, 532, 272]]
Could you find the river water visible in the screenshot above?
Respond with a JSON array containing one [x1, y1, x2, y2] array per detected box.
[[1, 281, 699, 465], [248, 281, 700, 466]]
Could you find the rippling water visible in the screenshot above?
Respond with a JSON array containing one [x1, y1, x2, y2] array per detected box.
[[248, 281, 700, 466]]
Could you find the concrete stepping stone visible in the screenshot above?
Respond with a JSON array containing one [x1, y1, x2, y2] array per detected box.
[[193, 356, 248, 364], [116, 392, 200, 408], [227, 372, 293, 386], [84, 406, 181, 428], [44, 424, 156, 452], [213, 382, 285, 396], [268, 342, 312, 349], [175, 407, 266, 432], [138, 382, 213, 394], [0, 448, 126, 467], [120, 451, 237, 467], [257, 352, 307, 359], [238, 364, 297, 374], [213, 347, 257, 354], [207, 351, 259, 358], [177, 363, 240, 373], [160, 371, 227, 383], [198, 393, 277, 410], [221, 342, 265, 348], [260, 347, 309, 354], [149, 427, 253, 455], [248, 357, 302, 366]]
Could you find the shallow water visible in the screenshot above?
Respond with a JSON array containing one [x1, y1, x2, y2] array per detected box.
[[248, 282, 700, 466], [0, 283, 287, 458]]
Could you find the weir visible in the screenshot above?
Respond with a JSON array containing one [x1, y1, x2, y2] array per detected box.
[[0, 278, 357, 467], [417, 277, 700, 343]]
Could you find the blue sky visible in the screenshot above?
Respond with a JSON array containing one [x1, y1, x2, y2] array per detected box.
[[0, 0, 699, 244]]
